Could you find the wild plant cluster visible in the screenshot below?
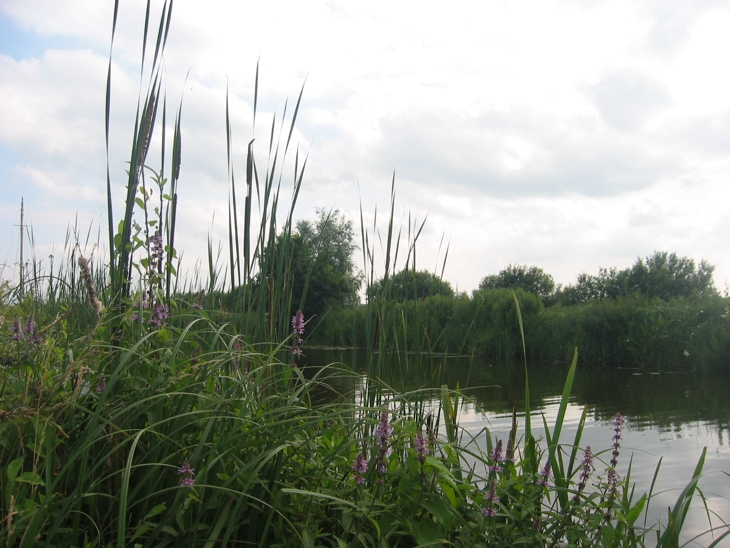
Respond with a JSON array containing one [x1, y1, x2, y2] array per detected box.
[[1, 2, 727, 546]]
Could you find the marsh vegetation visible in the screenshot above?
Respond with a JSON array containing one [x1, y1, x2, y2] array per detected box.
[[1, 3, 728, 547]]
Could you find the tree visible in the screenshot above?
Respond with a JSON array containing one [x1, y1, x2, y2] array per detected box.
[[625, 251, 716, 300], [289, 208, 362, 317], [366, 268, 454, 303], [557, 252, 716, 305], [479, 264, 556, 302]]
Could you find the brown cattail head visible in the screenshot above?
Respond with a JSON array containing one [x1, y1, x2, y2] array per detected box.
[[78, 256, 103, 316]]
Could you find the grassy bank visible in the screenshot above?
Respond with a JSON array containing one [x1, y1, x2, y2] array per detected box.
[[311, 291, 730, 370], [1, 2, 728, 546]]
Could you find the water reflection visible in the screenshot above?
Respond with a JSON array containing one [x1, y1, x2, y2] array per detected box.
[[303, 349, 730, 547]]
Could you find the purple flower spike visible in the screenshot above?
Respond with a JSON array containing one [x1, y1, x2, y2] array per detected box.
[[352, 453, 368, 484], [148, 303, 169, 327], [177, 461, 195, 486], [538, 461, 551, 487], [610, 413, 625, 468], [291, 310, 305, 359], [489, 439, 504, 473], [376, 411, 393, 440], [291, 310, 305, 341], [575, 445, 594, 497], [24, 315, 35, 334], [414, 432, 429, 461], [11, 319, 23, 341]]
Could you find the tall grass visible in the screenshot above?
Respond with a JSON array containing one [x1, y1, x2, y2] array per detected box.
[[1, 2, 728, 547]]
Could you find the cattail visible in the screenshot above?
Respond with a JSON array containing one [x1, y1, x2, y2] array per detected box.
[[78, 256, 103, 316], [136, 92, 156, 169]]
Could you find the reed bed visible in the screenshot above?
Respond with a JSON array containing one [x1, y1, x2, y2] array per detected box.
[[1, 2, 728, 546]]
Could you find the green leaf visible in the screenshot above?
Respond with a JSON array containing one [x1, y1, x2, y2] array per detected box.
[[131, 523, 151, 542], [7, 457, 23, 482], [16, 471, 45, 486], [424, 497, 453, 528], [412, 519, 442, 546], [161, 525, 178, 536], [600, 524, 616, 548], [625, 494, 646, 525], [144, 503, 166, 520]]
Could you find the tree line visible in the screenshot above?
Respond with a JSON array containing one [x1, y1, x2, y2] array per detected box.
[[222, 208, 728, 369]]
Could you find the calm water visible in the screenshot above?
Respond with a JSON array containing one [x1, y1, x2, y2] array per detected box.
[[304, 349, 730, 547]]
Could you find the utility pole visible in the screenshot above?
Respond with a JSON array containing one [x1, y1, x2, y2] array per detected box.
[[14, 198, 26, 296]]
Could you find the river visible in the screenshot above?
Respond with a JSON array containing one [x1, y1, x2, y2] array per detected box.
[[304, 348, 730, 547]]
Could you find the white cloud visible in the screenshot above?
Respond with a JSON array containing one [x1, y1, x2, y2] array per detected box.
[[1, 0, 729, 294]]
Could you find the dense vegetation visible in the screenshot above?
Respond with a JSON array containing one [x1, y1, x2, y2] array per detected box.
[[312, 256, 730, 370], [1, 2, 727, 547]]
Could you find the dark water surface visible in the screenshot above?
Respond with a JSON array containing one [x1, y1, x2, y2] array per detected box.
[[305, 349, 730, 547]]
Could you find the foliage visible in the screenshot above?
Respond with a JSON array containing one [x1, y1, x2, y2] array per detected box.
[[2, 300, 724, 546], [289, 208, 363, 317], [1, 3, 727, 546], [557, 252, 717, 306], [479, 264, 556, 303], [366, 268, 454, 303]]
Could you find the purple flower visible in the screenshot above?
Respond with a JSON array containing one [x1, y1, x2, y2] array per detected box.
[[148, 303, 169, 327], [96, 377, 106, 393], [11, 319, 23, 341], [24, 315, 35, 334], [489, 439, 504, 473], [481, 479, 500, 516], [177, 461, 195, 486], [414, 432, 429, 461], [538, 461, 551, 487], [573, 446, 594, 500], [150, 230, 164, 278], [376, 411, 393, 442], [291, 311, 305, 358], [486, 479, 499, 502], [610, 413, 625, 468], [291, 310, 305, 340], [191, 303, 203, 310], [352, 453, 368, 484]]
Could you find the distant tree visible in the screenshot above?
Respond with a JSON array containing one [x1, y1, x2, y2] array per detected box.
[[625, 251, 716, 300], [479, 264, 556, 302], [366, 268, 454, 303], [557, 252, 716, 305], [289, 208, 363, 317]]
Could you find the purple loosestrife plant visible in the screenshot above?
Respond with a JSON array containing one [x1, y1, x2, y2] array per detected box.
[[603, 413, 626, 520], [538, 461, 552, 487], [489, 439, 504, 473], [414, 431, 428, 461], [148, 303, 169, 327], [352, 453, 368, 485], [11, 319, 22, 341], [414, 431, 429, 476], [178, 461, 195, 486], [610, 412, 624, 468], [573, 445, 595, 501], [291, 310, 305, 362], [375, 410, 393, 475], [482, 479, 500, 517]]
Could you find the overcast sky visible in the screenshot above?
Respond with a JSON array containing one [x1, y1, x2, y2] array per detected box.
[[2, 0, 729, 295]]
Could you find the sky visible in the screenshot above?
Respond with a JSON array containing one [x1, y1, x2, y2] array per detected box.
[[1, 0, 730, 296]]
